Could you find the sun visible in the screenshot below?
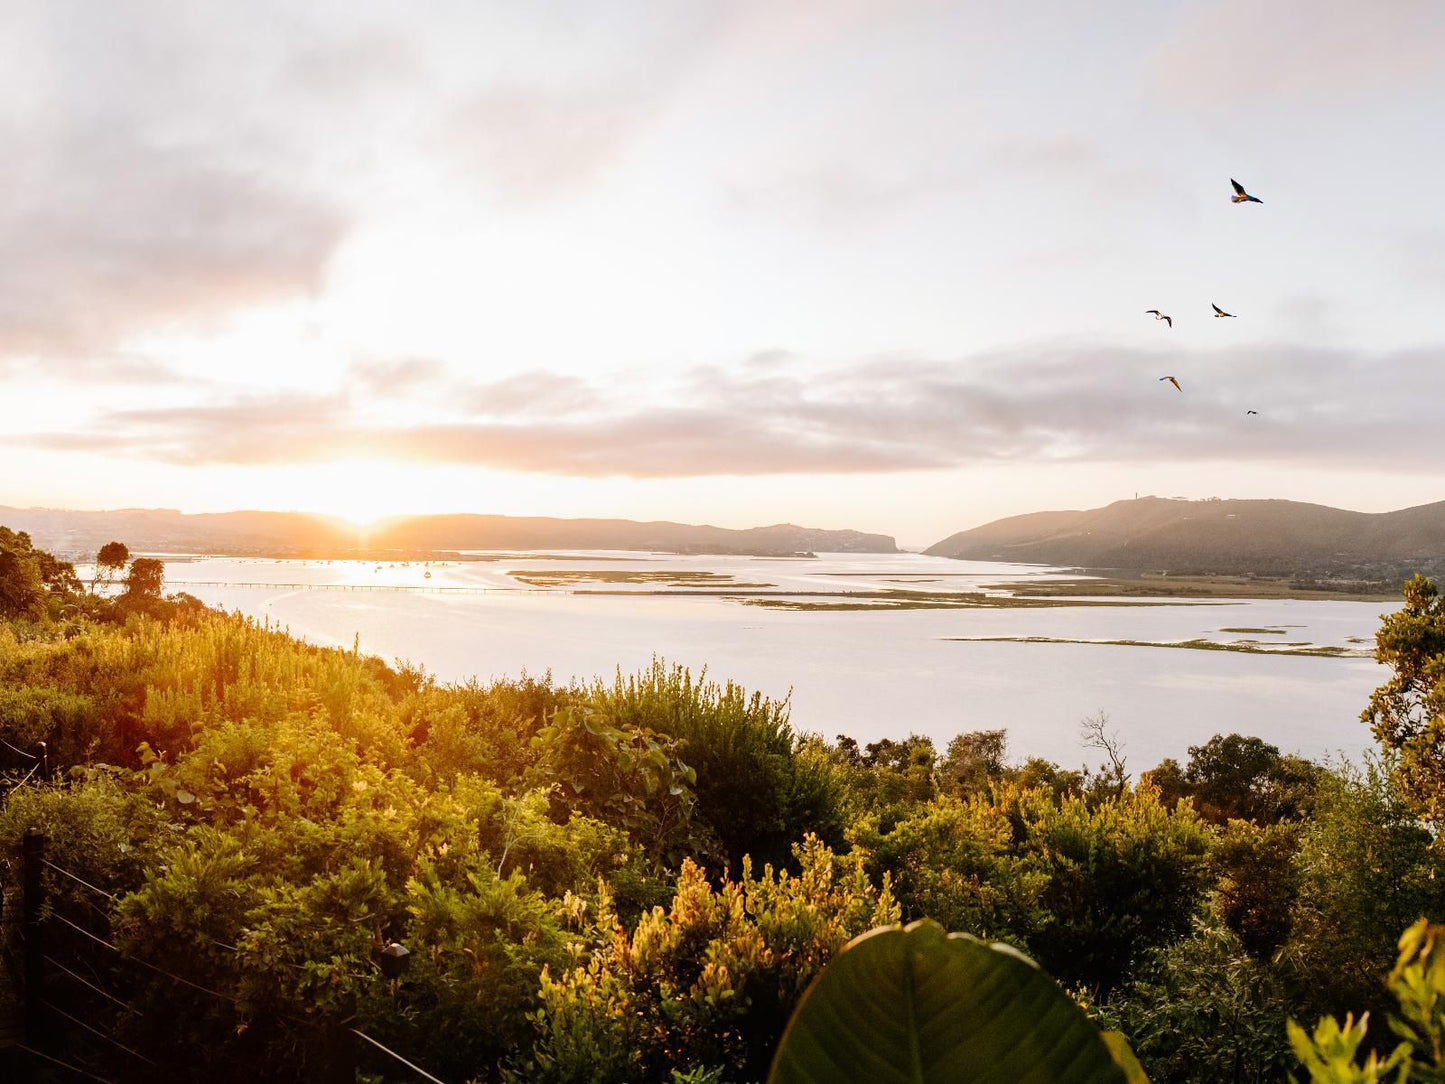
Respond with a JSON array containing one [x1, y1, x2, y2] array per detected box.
[[296, 462, 408, 531]]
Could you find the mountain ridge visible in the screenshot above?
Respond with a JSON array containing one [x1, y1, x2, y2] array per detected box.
[[0, 506, 898, 559], [925, 496, 1445, 577]]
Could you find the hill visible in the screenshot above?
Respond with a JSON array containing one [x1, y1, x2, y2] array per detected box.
[[0, 505, 897, 559], [924, 497, 1445, 578]]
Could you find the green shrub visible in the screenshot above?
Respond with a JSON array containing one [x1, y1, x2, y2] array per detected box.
[[517, 836, 899, 1084]]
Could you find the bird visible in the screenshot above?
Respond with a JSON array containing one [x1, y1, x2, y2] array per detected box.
[[1230, 179, 1263, 204], [1246, 410, 1258, 415], [1212, 303, 1236, 318], [1160, 376, 1182, 391], [1146, 310, 1172, 327]]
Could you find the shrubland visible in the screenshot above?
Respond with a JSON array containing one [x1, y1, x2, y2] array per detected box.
[[3, 534, 1445, 1082]]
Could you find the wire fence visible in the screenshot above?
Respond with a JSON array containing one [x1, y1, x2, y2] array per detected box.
[[3, 830, 453, 1084]]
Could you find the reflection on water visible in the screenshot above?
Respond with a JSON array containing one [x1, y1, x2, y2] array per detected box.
[[166, 551, 1393, 769]]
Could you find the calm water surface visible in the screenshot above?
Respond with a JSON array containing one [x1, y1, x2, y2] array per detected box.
[[161, 552, 1394, 769]]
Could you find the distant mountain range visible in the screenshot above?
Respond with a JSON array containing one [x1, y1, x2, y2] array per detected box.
[[0, 506, 898, 559], [925, 497, 1445, 578]]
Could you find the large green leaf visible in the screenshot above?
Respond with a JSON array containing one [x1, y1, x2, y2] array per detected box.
[[768, 919, 1146, 1084]]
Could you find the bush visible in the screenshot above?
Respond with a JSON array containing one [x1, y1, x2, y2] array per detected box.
[[517, 836, 899, 1084], [1019, 783, 1215, 992], [573, 660, 847, 870]]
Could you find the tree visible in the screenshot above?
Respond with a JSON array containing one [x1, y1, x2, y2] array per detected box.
[[1162, 733, 1323, 824], [1081, 711, 1129, 799], [941, 729, 1008, 793], [0, 527, 45, 618], [1211, 819, 1300, 958], [1362, 574, 1445, 820], [1282, 756, 1445, 1023], [94, 540, 130, 593], [122, 557, 166, 604], [0, 526, 79, 619]]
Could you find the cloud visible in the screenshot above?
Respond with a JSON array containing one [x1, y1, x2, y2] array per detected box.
[[444, 88, 645, 202], [10, 344, 1445, 477], [349, 357, 449, 396], [0, 125, 345, 357], [437, 6, 730, 201], [723, 134, 1105, 228], [463, 372, 601, 416], [0, 3, 428, 362], [1151, 0, 1445, 109]]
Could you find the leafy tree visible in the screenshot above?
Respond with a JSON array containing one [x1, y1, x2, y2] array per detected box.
[[1282, 756, 1445, 1023], [0, 526, 81, 621], [941, 729, 1008, 793], [1363, 574, 1445, 821], [1211, 819, 1301, 959], [0, 527, 45, 619], [1144, 757, 1191, 808], [1013, 755, 1086, 800], [836, 733, 940, 822], [1144, 735, 1321, 825], [95, 539, 130, 592], [123, 556, 166, 600], [526, 702, 699, 865]]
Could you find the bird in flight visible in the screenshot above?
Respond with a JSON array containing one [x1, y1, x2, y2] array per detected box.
[[1146, 310, 1172, 327], [1160, 376, 1182, 392], [1231, 179, 1263, 204], [1212, 303, 1236, 318], [1246, 410, 1259, 415]]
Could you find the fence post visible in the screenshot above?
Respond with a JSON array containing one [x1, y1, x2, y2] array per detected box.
[[318, 995, 357, 1084], [36, 741, 50, 782], [22, 828, 47, 1047]]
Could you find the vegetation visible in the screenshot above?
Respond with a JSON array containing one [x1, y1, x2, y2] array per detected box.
[[927, 495, 1445, 584], [769, 919, 1147, 1083], [949, 635, 1367, 657], [4, 533, 1445, 1082]]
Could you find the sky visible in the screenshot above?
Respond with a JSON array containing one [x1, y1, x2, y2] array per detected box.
[[2, 1, 1444, 547]]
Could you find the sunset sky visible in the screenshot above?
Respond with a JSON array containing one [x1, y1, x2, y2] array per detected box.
[[3, 1, 1444, 547]]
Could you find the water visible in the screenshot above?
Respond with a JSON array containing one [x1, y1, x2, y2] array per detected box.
[[156, 552, 1395, 770]]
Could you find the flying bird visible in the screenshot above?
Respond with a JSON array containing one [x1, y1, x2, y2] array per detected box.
[[1146, 310, 1172, 327], [1246, 410, 1259, 415], [1230, 179, 1263, 204], [1212, 303, 1236, 318], [1160, 376, 1182, 392]]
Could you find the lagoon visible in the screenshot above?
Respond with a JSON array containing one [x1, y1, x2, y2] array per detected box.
[[163, 551, 1394, 771]]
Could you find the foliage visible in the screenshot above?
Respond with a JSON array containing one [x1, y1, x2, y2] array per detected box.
[[527, 701, 699, 865], [1018, 783, 1215, 993], [95, 540, 130, 593], [832, 732, 941, 824], [769, 918, 1146, 1084], [1102, 917, 1295, 1084], [848, 792, 1049, 946], [6, 548, 1445, 1082], [1146, 733, 1321, 824], [579, 660, 847, 870], [519, 837, 898, 1084], [1211, 819, 1302, 958], [1282, 755, 1445, 1024], [940, 728, 1008, 792], [0, 525, 81, 621], [1289, 919, 1445, 1082], [1364, 574, 1445, 822]]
